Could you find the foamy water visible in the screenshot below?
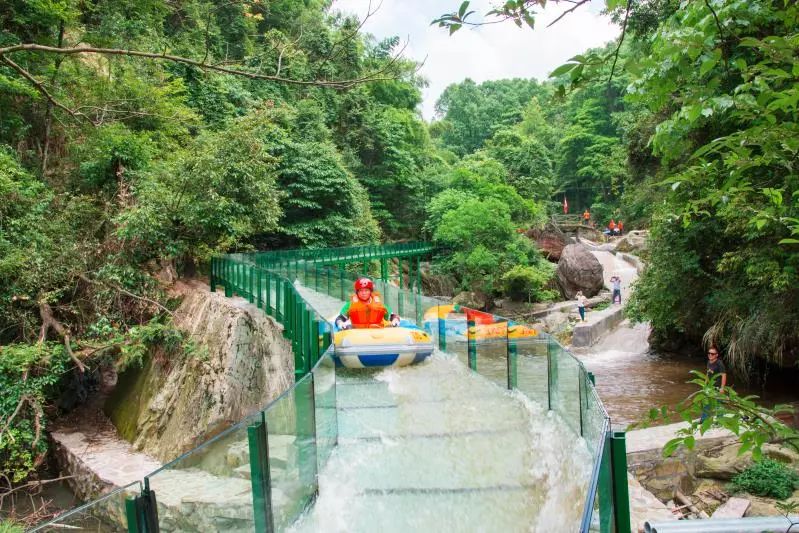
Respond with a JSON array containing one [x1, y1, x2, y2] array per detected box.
[[290, 284, 593, 532]]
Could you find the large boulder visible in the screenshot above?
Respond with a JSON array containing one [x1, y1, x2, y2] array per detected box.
[[556, 244, 605, 298]]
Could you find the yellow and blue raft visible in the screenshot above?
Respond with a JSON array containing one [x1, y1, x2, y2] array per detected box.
[[332, 320, 434, 368], [423, 304, 538, 342]]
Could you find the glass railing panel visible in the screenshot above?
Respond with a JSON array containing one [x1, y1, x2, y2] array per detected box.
[[312, 349, 337, 469], [29, 481, 139, 532], [513, 333, 549, 406], [143, 412, 261, 531], [266, 372, 318, 531], [549, 339, 582, 436]]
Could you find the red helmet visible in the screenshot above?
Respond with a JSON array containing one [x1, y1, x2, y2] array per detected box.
[[354, 277, 374, 291]]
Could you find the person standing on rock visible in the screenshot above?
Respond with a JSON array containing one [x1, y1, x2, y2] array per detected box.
[[576, 290, 587, 321], [706, 346, 727, 392], [700, 345, 727, 422], [610, 275, 622, 304], [582, 209, 591, 225]]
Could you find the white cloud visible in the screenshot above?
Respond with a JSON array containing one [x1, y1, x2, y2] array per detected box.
[[332, 0, 619, 120]]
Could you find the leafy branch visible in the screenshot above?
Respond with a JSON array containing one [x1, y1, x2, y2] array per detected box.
[[0, 41, 409, 125], [635, 370, 799, 459]]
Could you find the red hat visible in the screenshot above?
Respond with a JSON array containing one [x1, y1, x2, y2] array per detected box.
[[354, 277, 374, 291]]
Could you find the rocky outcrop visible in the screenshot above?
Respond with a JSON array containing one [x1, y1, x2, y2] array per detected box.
[[615, 230, 648, 254], [556, 244, 605, 299], [527, 223, 568, 262], [452, 290, 490, 310], [105, 282, 294, 461]]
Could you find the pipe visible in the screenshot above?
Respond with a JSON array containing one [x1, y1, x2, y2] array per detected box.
[[645, 516, 799, 533]]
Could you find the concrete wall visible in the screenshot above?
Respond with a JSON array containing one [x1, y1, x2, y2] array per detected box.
[[571, 305, 625, 347]]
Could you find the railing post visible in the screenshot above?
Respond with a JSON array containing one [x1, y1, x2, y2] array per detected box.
[[467, 317, 477, 371], [397, 257, 404, 317], [437, 306, 447, 351], [326, 267, 332, 296], [248, 412, 274, 533], [225, 259, 233, 297], [311, 319, 321, 365], [209, 257, 216, 292], [611, 431, 631, 533], [339, 268, 345, 301], [275, 277, 283, 322], [293, 300, 304, 379], [265, 271, 272, 316], [547, 337, 555, 412], [380, 258, 388, 282], [257, 268, 263, 309], [126, 481, 159, 533], [415, 256, 422, 325], [507, 325, 518, 390]]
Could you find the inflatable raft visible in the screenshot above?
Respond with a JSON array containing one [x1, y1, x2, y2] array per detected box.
[[332, 319, 434, 368], [423, 305, 538, 342]]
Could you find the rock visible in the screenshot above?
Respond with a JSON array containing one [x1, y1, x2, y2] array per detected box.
[[527, 222, 567, 262], [696, 442, 799, 481], [556, 244, 605, 299], [744, 491, 799, 517], [542, 311, 570, 332], [695, 443, 753, 480], [711, 497, 750, 518], [615, 230, 648, 253], [452, 290, 489, 310], [627, 473, 676, 532], [105, 281, 295, 462]]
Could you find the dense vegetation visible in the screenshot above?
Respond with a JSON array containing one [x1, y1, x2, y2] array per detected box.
[[0, 0, 435, 495], [436, 0, 799, 375], [1, 0, 798, 518]]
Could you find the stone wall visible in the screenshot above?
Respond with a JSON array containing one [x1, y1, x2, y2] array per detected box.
[[571, 306, 625, 348]]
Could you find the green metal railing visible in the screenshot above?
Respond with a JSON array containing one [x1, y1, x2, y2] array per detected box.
[[32, 242, 629, 533]]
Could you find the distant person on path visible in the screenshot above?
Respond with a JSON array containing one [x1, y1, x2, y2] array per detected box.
[[610, 275, 622, 304], [618, 220, 624, 235], [608, 219, 616, 235], [576, 290, 587, 321], [582, 209, 591, 225], [335, 277, 400, 329], [700, 345, 727, 422]]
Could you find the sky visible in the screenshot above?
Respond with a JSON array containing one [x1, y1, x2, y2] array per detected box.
[[331, 0, 620, 120]]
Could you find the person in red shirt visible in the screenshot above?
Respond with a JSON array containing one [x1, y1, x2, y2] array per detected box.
[[335, 278, 400, 329], [618, 220, 624, 235]]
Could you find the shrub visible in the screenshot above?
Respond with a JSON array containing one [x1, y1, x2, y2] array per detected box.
[[501, 264, 557, 302], [728, 459, 799, 500]]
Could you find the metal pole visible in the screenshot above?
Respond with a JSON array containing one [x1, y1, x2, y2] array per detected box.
[[397, 257, 404, 317], [257, 268, 263, 309], [248, 412, 274, 533], [467, 317, 477, 371], [507, 325, 518, 390], [265, 271, 272, 316], [209, 257, 216, 292], [611, 431, 632, 533]]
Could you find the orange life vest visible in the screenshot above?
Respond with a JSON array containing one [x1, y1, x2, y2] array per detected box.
[[348, 294, 387, 328]]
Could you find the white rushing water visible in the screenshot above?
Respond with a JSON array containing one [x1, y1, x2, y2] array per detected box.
[[292, 284, 594, 532]]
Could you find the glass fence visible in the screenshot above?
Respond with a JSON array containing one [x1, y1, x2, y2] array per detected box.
[[35, 247, 626, 533]]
